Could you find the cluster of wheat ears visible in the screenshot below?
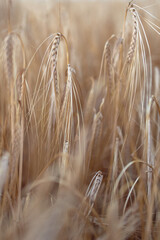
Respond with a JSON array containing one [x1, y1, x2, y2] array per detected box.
[[0, 0, 160, 239]]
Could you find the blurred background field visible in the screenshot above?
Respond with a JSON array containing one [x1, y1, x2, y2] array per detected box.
[[1, 0, 160, 239]]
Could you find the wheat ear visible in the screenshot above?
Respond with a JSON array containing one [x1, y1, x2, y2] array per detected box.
[[104, 41, 112, 90], [84, 171, 103, 216], [51, 33, 61, 103], [0, 152, 9, 202], [127, 5, 138, 63], [4, 33, 13, 84]]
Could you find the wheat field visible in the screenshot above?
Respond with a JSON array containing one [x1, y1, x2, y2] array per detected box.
[[0, 0, 160, 239]]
